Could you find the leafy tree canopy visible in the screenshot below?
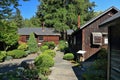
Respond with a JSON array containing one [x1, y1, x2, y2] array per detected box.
[[37, 0, 96, 31]]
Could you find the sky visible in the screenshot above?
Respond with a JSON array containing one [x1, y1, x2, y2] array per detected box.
[[19, 0, 120, 19]]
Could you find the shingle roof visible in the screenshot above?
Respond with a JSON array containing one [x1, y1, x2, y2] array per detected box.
[[80, 6, 119, 29], [67, 29, 74, 35], [18, 28, 60, 36], [100, 11, 120, 26]]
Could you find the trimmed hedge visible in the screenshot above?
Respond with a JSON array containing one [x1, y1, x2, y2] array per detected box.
[[35, 54, 54, 76], [7, 49, 27, 59], [35, 54, 54, 68], [43, 41, 55, 49], [40, 45, 49, 52], [18, 43, 28, 51], [43, 49, 56, 58], [63, 53, 74, 60], [58, 40, 68, 51], [0, 51, 6, 62]]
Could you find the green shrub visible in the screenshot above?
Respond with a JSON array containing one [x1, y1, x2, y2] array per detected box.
[[35, 54, 54, 68], [43, 41, 55, 49], [5, 56, 13, 61], [63, 53, 74, 60], [58, 40, 68, 51], [0, 51, 6, 62], [40, 45, 49, 52], [43, 49, 56, 58], [38, 73, 48, 80], [7, 50, 26, 59], [27, 33, 38, 53], [38, 67, 51, 76], [18, 43, 28, 51]]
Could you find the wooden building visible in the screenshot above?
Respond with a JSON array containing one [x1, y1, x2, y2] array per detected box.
[[68, 6, 119, 61], [18, 28, 60, 45], [100, 11, 120, 80]]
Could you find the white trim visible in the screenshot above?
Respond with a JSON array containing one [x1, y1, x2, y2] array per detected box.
[[77, 50, 86, 55]]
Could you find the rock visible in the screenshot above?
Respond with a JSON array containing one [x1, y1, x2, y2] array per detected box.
[[21, 59, 35, 69]]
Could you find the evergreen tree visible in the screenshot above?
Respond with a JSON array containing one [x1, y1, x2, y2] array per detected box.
[[14, 8, 23, 28], [36, 0, 95, 30], [27, 33, 38, 53], [0, 20, 18, 51]]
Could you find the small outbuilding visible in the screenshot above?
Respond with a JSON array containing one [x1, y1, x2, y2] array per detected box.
[[68, 6, 119, 61], [18, 27, 60, 45]]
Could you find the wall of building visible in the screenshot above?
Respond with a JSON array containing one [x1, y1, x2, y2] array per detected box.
[[82, 10, 114, 60], [109, 24, 120, 80], [18, 35, 59, 45]]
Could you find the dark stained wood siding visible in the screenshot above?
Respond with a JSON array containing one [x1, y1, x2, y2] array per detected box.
[[82, 10, 116, 60], [43, 35, 59, 44], [109, 25, 120, 80], [19, 35, 27, 43], [18, 35, 59, 44], [69, 9, 118, 61]]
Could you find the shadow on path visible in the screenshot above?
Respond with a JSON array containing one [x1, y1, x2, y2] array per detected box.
[[0, 63, 20, 73], [72, 66, 84, 80]]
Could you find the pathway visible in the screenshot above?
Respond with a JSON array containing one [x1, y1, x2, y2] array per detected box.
[[49, 51, 81, 80], [0, 53, 38, 73]]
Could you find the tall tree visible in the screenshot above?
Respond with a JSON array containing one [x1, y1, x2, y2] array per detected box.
[[36, 0, 95, 30], [0, 20, 18, 51], [0, 0, 29, 50], [14, 8, 23, 28], [23, 16, 41, 27]]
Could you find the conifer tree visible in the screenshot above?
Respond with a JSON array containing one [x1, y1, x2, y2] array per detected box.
[[27, 33, 38, 53]]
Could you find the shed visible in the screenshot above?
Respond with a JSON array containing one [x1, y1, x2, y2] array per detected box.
[[68, 6, 119, 61], [18, 28, 60, 45]]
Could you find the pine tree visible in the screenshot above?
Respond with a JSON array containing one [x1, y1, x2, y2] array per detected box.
[[36, 0, 95, 30], [27, 33, 38, 53]]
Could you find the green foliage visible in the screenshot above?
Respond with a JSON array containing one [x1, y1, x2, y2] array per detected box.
[[13, 8, 23, 28], [83, 48, 107, 80], [27, 33, 38, 53], [0, 68, 40, 80], [23, 16, 41, 27], [40, 45, 49, 52], [35, 54, 54, 68], [35, 54, 54, 76], [43, 49, 56, 58], [0, 51, 6, 62], [7, 49, 26, 59], [0, 20, 18, 51], [58, 40, 68, 51], [38, 67, 51, 76], [38, 73, 48, 80], [37, 0, 95, 31], [18, 43, 28, 51], [4, 56, 13, 61], [43, 41, 56, 49], [63, 53, 74, 60]]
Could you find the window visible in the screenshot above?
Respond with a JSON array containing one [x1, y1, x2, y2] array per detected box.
[[92, 32, 102, 45], [74, 36, 76, 45], [39, 36, 43, 42], [102, 33, 108, 45], [104, 37, 108, 44], [26, 36, 29, 41]]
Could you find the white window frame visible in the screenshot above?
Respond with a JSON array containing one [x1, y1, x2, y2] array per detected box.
[[92, 32, 102, 45]]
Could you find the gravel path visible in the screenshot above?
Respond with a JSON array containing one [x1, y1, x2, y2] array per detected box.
[[0, 53, 38, 73], [48, 51, 79, 80]]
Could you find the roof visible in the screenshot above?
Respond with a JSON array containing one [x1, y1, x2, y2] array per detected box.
[[67, 29, 74, 35], [100, 11, 120, 26], [18, 27, 60, 36], [80, 6, 119, 29]]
